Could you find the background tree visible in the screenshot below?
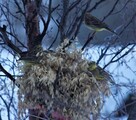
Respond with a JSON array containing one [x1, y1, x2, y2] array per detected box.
[[0, 0, 136, 120]]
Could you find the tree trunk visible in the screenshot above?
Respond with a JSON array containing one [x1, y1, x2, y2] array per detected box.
[[25, 0, 44, 119]]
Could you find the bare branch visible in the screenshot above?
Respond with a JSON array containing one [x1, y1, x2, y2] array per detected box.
[[68, 0, 82, 13], [97, 12, 136, 64], [72, 0, 92, 40], [102, 0, 120, 21], [48, 28, 59, 49], [103, 44, 135, 69], [81, 32, 96, 51], [0, 25, 22, 55], [37, 0, 52, 43], [59, 0, 70, 42], [6, 31, 27, 49], [112, 0, 130, 15], [14, 0, 25, 16], [88, 0, 107, 12], [0, 64, 15, 83]]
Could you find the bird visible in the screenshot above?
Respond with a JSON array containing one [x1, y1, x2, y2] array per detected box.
[[88, 61, 110, 81], [84, 12, 118, 35]]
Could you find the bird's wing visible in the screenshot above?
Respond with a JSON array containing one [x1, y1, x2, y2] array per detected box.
[[91, 16, 108, 28], [85, 13, 107, 28]]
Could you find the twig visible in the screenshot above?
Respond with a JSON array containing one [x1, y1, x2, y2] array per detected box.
[[0, 25, 22, 56], [81, 32, 96, 51], [0, 64, 15, 83]]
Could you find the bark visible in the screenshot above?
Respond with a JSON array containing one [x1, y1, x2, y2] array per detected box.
[[24, 0, 45, 119], [25, 0, 40, 51]]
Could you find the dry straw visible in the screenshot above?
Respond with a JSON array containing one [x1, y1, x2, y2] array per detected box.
[[17, 41, 112, 120]]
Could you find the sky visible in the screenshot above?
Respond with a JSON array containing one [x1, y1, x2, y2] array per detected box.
[[85, 45, 136, 120]]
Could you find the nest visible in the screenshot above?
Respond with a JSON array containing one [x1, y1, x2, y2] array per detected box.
[[17, 49, 111, 120]]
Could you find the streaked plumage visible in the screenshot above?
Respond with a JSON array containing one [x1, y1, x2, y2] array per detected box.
[[84, 12, 118, 35]]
